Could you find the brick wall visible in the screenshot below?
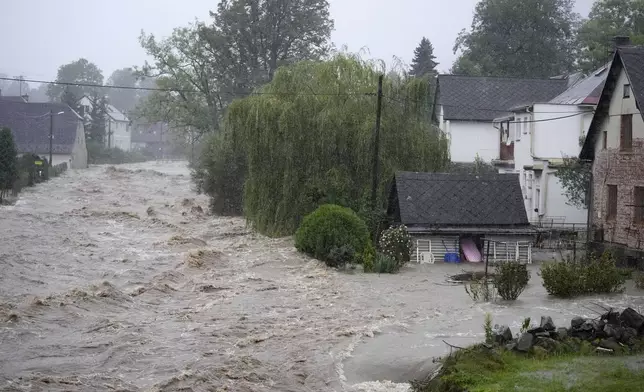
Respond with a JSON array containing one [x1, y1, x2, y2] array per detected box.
[[592, 138, 644, 250]]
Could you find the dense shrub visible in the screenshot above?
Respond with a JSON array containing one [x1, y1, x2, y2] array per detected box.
[[359, 243, 376, 272], [327, 245, 356, 268], [494, 262, 530, 300], [294, 204, 370, 267], [87, 141, 149, 165], [465, 278, 496, 302], [373, 252, 402, 274], [541, 251, 626, 298], [379, 225, 413, 264]]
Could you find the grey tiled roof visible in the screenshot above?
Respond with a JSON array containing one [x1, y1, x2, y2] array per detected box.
[[549, 64, 609, 105], [0, 96, 28, 103], [581, 46, 644, 160], [437, 75, 569, 121], [0, 100, 81, 154], [390, 171, 529, 227]]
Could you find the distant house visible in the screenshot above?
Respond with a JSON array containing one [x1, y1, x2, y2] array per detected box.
[[580, 44, 644, 261], [131, 122, 172, 158], [0, 95, 29, 103], [491, 66, 609, 225], [78, 95, 131, 151], [0, 100, 88, 169], [387, 172, 535, 264], [436, 75, 569, 163]]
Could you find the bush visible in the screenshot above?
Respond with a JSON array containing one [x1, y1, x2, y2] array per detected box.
[[494, 262, 530, 300], [327, 245, 356, 268], [465, 278, 496, 302], [373, 252, 401, 274], [379, 225, 413, 264], [635, 272, 644, 290], [541, 251, 626, 298], [87, 141, 149, 165], [294, 204, 370, 267], [359, 243, 376, 272]]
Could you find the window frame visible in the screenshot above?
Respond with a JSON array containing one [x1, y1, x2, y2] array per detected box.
[[607, 185, 618, 221], [620, 114, 633, 151], [634, 187, 644, 224], [624, 84, 631, 98], [602, 131, 608, 150]]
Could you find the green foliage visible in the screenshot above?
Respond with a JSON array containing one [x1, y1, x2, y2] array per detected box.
[[106, 68, 141, 113], [378, 225, 413, 264], [465, 278, 496, 302], [452, 0, 579, 77], [484, 313, 493, 344], [635, 272, 644, 290], [0, 127, 18, 195], [47, 58, 104, 103], [541, 251, 626, 298], [87, 142, 149, 165], [294, 204, 370, 267], [201, 54, 449, 236], [373, 252, 402, 274], [359, 243, 376, 272], [494, 262, 530, 300], [554, 156, 592, 209], [521, 317, 531, 333], [409, 37, 438, 78], [577, 0, 644, 73], [327, 245, 356, 269]]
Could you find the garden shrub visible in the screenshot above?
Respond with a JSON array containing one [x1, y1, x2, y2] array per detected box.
[[464, 278, 496, 302], [379, 225, 412, 264], [373, 252, 401, 274], [294, 204, 370, 267], [359, 243, 376, 273], [494, 262, 530, 300], [541, 251, 626, 298], [635, 272, 644, 290], [327, 245, 356, 268]]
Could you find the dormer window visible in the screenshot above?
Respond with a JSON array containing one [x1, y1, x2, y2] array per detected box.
[[624, 84, 631, 98]]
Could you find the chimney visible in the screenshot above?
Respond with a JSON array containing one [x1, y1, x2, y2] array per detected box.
[[613, 36, 631, 49]]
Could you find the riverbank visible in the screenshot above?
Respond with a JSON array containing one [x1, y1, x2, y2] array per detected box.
[[412, 344, 644, 392]]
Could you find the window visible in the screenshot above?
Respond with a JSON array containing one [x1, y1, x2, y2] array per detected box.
[[635, 187, 644, 224], [515, 119, 522, 141], [624, 84, 631, 98], [607, 185, 618, 220], [620, 114, 633, 151], [523, 118, 529, 134], [602, 131, 608, 150]]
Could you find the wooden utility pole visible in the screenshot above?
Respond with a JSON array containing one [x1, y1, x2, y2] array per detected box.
[[48, 110, 54, 173], [107, 119, 112, 149], [371, 75, 384, 210]]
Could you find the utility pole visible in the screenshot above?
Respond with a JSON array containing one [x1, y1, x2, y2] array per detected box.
[[49, 110, 54, 173], [107, 119, 112, 149], [371, 75, 384, 211]]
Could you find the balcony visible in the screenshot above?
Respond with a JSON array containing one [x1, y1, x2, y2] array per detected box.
[[492, 142, 515, 168]]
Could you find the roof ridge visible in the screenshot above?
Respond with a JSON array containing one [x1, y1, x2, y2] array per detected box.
[[438, 74, 568, 82]]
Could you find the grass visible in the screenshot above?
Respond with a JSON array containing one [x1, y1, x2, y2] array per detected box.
[[412, 345, 644, 392]]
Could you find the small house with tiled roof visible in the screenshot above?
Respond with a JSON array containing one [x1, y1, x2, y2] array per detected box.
[[387, 171, 535, 264], [0, 100, 87, 169], [436, 75, 568, 164], [580, 43, 644, 262]]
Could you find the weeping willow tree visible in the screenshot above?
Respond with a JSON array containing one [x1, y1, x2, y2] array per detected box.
[[200, 53, 450, 236]]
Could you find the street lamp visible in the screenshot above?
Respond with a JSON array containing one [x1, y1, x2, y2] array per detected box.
[[49, 110, 65, 170]]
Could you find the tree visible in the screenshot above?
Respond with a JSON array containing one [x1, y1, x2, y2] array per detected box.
[[106, 68, 138, 113], [452, 0, 580, 77], [28, 83, 50, 102], [0, 74, 30, 97], [86, 95, 109, 145], [409, 37, 438, 78], [555, 156, 592, 208], [47, 59, 104, 104], [577, 0, 644, 73], [0, 127, 18, 202], [195, 54, 450, 236]]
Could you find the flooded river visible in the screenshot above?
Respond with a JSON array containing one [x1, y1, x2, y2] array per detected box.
[[1, 162, 643, 392]]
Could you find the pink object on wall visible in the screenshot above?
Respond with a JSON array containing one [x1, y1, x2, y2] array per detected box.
[[461, 238, 482, 263]]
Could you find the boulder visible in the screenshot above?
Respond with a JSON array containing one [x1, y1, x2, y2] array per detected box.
[[598, 337, 622, 352], [620, 327, 638, 345], [556, 327, 568, 340], [492, 325, 513, 345], [604, 324, 617, 339], [505, 341, 517, 351], [602, 311, 621, 326], [535, 332, 551, 338], [517, 332, 534, 352], [619, 308, 644, 331], [527, 326, 546, 334], [571, 316, 585, 329], [540, 316, 556, 331], [535, 337, 561, 352]]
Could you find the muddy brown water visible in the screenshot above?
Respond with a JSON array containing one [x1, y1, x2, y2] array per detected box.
[[1, 162, 643, 392]]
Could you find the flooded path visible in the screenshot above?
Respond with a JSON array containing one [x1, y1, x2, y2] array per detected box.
[[1, 162, 643, 392]]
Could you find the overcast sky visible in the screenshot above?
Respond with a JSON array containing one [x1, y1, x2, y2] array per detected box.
[[1, 0, 594, 83]]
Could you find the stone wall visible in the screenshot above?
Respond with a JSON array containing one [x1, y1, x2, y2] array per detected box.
[[591, 138, 644, 250]]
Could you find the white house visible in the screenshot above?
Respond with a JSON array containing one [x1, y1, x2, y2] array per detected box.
[[0, 100, 88, 169], [78, 95, 131, 151], [436, 75, 569, 163], [492, 67, 609, 225]]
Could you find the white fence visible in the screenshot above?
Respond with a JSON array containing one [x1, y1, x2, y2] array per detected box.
[[414, 239, 532, 265]]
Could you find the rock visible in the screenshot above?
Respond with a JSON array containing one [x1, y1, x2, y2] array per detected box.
[[604, 324, 617, 339], [571, 316, 585, 329], [580, 320, 595, 332], [517, 332, 534, 352], [599, 338, 622, 352], [505, 341, 517, 351], [556, 327, 568, 340], [528, 326, 546, 334], [492, 325, 513, 345], [620, 327, 638, 345], [535, 332, 551, 338], [620, 308, 644, 331], [146, 206, 155, 216], [602, 311, 621, 326], [540, 316, 556, 331], [535, 337, 561, 352]]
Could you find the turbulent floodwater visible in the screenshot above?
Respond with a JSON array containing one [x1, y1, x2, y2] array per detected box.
[[1, 161, 643, 392]]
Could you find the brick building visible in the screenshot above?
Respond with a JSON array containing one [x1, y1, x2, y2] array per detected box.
[[580, 44, 644, 261]]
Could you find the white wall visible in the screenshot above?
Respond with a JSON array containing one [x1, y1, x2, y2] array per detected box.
[[598, 69, 644, 149], [543, 171, 588, 223], [446, 121, 499, 162], [532, 104, 588, 159], [109, 120, 131, 151]]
